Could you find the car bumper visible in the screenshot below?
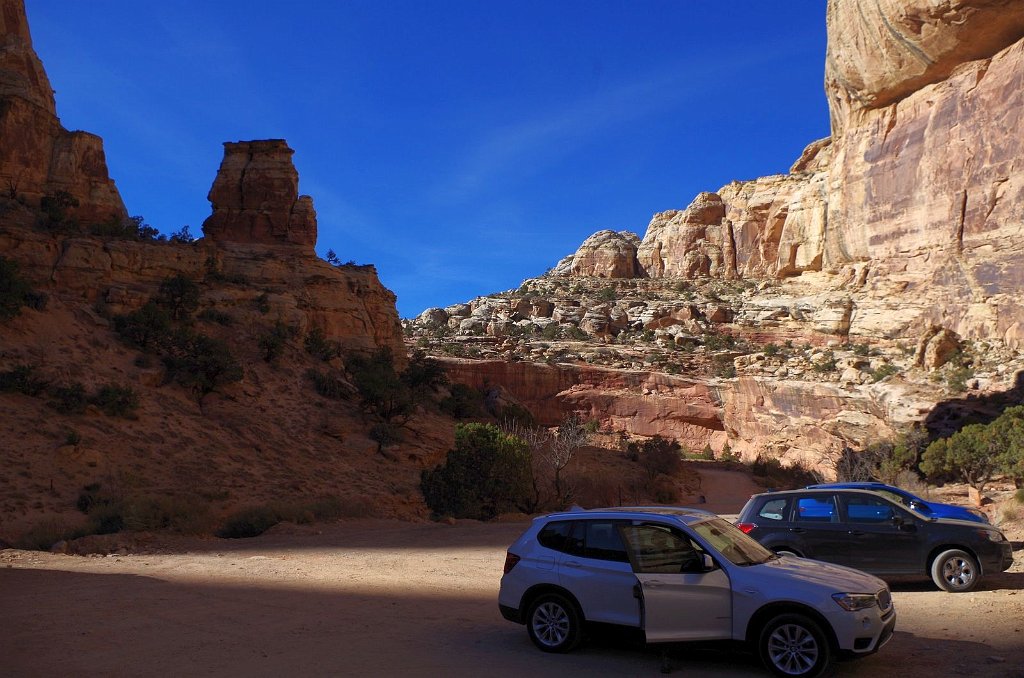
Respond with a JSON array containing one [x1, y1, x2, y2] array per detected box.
[[831, 605, 896, 657], [499, 603, 522, 624]]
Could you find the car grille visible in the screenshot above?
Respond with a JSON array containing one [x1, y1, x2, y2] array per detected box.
[[876, 588, 892, 612]]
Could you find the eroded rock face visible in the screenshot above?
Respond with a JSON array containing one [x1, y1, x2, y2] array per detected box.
[[0, 0, 126, 225], [637, 192, 735, 279], [569, 230, 642, 278], [824, 0, 1024, 133], [201, 140, 318, 250]]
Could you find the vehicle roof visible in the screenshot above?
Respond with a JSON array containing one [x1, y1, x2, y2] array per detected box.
[[808, 481, 890, 488], [751, 488, 893, 499], [537, 505, 717, 525]]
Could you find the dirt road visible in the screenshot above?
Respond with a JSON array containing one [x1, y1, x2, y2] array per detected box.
[[2, 519, 1023, 678]]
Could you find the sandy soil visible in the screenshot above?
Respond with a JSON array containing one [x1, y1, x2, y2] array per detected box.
[[2, 510, 1023, 678]]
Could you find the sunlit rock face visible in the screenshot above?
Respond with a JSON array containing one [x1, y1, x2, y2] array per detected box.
[[569, 230, 643, 278], [0, 0, 126, 225], [823, 0, 1024, 348], [201, 140, 318, 250]]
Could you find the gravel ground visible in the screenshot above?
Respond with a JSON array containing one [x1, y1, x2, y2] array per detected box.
[[2, 518, 1023, 678]]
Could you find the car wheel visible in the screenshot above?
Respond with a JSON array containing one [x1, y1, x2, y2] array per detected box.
[[758, 613, 832, 678], [930, 549, 979, 592], [526, 593, 582, 653]]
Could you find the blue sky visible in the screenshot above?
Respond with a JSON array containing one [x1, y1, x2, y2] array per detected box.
[[26, 1, 829, 318]]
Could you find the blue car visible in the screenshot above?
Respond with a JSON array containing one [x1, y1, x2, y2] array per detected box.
[[806, 482, 989, 523]]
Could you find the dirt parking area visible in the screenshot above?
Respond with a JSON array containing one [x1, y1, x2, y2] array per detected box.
[[2, 518, 1023, 678]]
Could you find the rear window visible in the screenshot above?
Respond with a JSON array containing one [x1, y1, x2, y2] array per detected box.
[[757, 497, 790, 522], [537, 520, 575, 553]]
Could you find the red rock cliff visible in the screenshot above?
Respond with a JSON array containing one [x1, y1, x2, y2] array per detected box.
[[0, 0, 126, 224], [201, 140, 318, 251]]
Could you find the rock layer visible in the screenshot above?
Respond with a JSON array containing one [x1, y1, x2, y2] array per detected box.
[[201, 140, 318, 250], [0, 0, 126, 224]]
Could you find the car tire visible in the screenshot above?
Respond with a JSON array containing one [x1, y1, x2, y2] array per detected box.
[[930, 548, 980, 592], [526, 593, 582, 653], [758, 613, 832, 678]]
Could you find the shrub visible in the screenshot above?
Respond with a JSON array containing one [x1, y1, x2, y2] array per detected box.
[[308, 368, 349, 399], [258, 321, 295, 362], [39, 190, 78, 225], [90, 214, 159, 240], [0, 364, 49, 396], [168, 225, 195, 243], [596, 286, 617, 302], [346, 347, 413, 423], [255, 292, 271, 314], [114, 301, 173, 350], [197, 309, 234, 326], [812, 350, 837, 373], [1015, 488, 1024, 504], [401, 350, 449, 396], [65, 429, 81, 446], [369, 421, 403, 448], [440, 383, 484, 419], [304, 327, 341, 362], [0, 256, 35, 320], [870, 363, 900, 383], [216, 506, 281, 539], [632, 436, 682, 481], [155, 274, 200, 321], [162, 331, 243, 396], [48, 382, 88, 415], [420, 423, 534, 519], [91, 384, 139, 418], [651, 474, 680, 503], [763, 343, 780, 357], [14, 518, 87, 551]]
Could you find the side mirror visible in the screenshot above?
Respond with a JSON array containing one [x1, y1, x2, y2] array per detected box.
[[890, 514, 903, 526], [701, 553, 715, 572]]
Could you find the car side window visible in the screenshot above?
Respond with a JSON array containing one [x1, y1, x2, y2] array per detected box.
[[795, 495, 838, 522], [621, 524, 703, 574], [757, 497, 790, 522], [537, 520, 574, 553], [582, 520, 630, 562], [845, 495, 896, 523]]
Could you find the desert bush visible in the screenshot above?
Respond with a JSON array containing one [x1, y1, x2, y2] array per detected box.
[[401, 350, 449, 396], [369, 421, 403, 448], [651, 474, 680, 503], [197, 309, 234, 326], [48, 382, 88, 415], [120, 495, 211, 534], [216, 506, 281, 539], [91, 384, 139, 418], [0, 256, 36, 320], [1015, 488, 1024, 504], [162, 331, 243, 396], [90, 214, 159, 240], [420, 423, 534, 520], [217, 495, 365, 538], [14, 518, 87, 551], [304, 327, 341, 362], [168, 225, 195, 243], [812, 350, 837, 373], [596, 286, 617, 302], [155, 274, 200, 321], [870, 363, 900, 382], [631, 436, 682, 481], [114, 301, 173, 350], [308, 368, 348, 399], [258, 320, 296, 362], [440, 383, 484, 419], [346, 347, 414, 422], [0, 364, 49, 396], [39, 190, 78, 225], [255, 292, 271, 314]]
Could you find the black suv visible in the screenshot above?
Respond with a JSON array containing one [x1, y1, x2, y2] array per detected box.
[[736, 488, 1014, 592]]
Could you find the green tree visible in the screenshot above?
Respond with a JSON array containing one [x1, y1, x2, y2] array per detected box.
[[0, 257, 32, 320], [921, 424, 1001, 493], [420, 423, 534, 519], [346, 347, 414, 424], [156, 274, 200, 321]]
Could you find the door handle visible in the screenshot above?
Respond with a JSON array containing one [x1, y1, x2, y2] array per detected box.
[[788, 527, 805, 533], [848, 530, 864, 536]]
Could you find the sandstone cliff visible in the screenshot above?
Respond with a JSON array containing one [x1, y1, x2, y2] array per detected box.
[[0, 0, 126, 225], [408, 0, 1024, 469]]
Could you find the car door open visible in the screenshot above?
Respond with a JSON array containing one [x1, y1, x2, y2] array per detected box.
[[620, 523, 732, 642]]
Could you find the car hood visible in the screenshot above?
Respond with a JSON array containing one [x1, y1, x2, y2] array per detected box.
[[753, 555, 886, 592]]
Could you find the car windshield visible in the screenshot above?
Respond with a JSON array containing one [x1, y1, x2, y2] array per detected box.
[[873, 488, 933, 515], [692, 517, 775, 566]]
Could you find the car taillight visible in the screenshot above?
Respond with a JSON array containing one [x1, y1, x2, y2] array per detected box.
[[503, 551, 521, 574], [735, 522, 757, 534]]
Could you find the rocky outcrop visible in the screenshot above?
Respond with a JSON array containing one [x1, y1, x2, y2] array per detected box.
[[201, 140, 317, 250], [0, 0, 126, 224], [637, 192, 733, 279], [569, 230, 642, 278], [824, 0, 1024, 133]]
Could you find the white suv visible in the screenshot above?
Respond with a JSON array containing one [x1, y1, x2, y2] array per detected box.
[[498, 507, 895, 678]]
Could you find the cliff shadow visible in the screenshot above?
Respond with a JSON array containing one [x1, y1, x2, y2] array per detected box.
[[923, 370, 1024, 439]]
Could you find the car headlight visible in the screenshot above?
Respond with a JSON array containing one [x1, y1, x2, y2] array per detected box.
[[977, 529, 1005, 542], [832, 593, 878, 611]]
